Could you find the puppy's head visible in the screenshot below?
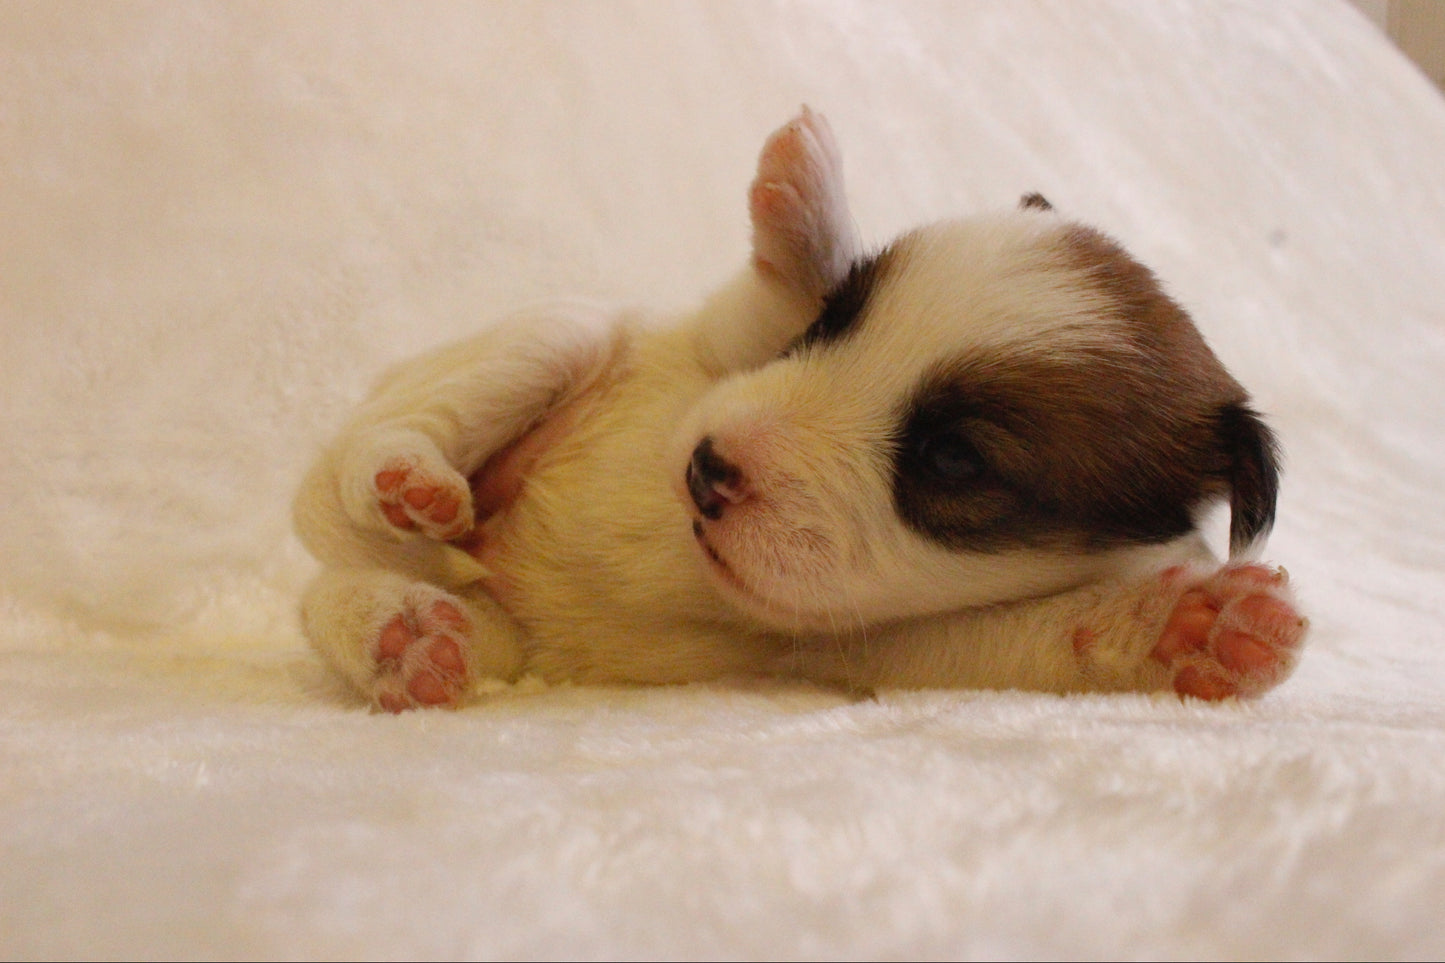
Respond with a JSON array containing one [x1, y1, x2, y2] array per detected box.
[[675, 204, 1278, 633]]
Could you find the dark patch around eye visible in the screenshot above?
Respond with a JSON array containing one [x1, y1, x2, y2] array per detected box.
[[785, 247, 894, 355], [916, 431, 985, 483], [894, 380, 1027, 550], [893, 355, 1242, 553], [1019, 192, 1053, 211]]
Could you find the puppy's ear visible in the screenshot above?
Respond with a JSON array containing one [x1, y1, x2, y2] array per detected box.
[[1218, 403, 1281, 557]]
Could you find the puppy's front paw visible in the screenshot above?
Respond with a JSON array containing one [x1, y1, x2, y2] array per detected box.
[[370, 589, 475, 713], [750, 106, 856, 294], [1151, 564, 1307, 700], [373, 454, 474, 542]]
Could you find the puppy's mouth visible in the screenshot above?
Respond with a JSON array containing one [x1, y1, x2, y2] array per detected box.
[[691, 519, 788, 619], [692, 519, 744, 588], [691, 517, 835, 632]]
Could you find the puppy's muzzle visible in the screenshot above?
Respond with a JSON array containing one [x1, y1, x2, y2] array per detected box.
[[687, 436, 748, 519]]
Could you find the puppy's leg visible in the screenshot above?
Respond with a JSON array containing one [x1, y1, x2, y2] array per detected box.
[[294, 302, 618, 578], [692, 107, 863, 373], [339, 426, 475, 543], [293, 304, 618, 705], [749, 105, 858, 296], [999, 560, 1308, 698], [802, 561, 1307, 700], [301, 568, 524, 712]]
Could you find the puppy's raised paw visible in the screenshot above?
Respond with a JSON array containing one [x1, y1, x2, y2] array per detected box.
[[373, 454, 474, 542], [749, 106, 857, 295], [370, 589, 475, 713], [1151, 564, 1307, 700]]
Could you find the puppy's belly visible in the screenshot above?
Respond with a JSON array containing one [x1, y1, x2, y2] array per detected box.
[[462, 395, 589, 593], [465, 364, 781, 684], [468, 404, 584, 526], [461, 394, 597, 609]]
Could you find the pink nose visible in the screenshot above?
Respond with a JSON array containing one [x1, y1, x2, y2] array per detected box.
[[686, 436, 748, 519]]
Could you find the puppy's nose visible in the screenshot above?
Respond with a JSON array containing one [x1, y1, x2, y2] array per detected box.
[[687, 436, 748, 519]]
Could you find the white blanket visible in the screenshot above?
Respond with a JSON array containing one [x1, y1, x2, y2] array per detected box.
[[4, 1, 1444, 958]]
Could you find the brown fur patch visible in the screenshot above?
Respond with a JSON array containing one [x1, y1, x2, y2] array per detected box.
[[892, 223, 1277, 553]]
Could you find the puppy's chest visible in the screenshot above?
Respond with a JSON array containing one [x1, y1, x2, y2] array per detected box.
[[471, 359, 715, 624]]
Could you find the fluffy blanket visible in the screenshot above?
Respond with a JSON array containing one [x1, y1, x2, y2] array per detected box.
[[4, 1, 1444, 958]]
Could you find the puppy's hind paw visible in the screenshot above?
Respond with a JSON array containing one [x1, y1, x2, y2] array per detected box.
[[750, 106, 857, 294], [1151, 564, 1307, 700], [370, 589, 476, 713], [374, 455, 475, 542]]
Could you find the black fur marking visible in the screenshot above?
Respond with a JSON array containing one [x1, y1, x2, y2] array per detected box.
[[786, 249, 892, 354], [1217, 403, 1280, 555], [1020, 192, 1053, 211]]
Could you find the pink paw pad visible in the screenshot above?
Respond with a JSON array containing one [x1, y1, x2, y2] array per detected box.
[[372, 598, 472, 713], [749, 107, 846, 289], [1151, 564, 1307, 700], [374, 459, 472, 541]]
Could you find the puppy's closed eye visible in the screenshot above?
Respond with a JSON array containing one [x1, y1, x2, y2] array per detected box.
[[909, 428, 987, 484], [894, 407, 1029, 549]]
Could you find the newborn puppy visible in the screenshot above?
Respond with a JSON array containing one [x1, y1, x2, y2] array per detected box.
[[293, 108, 1306, 712]]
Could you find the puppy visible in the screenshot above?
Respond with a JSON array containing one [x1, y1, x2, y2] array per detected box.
[[293, 108, 1307, 712]]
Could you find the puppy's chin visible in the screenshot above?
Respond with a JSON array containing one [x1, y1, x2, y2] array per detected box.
[[689, 528, 794, 627], [687, 516, 857, 634], [688, 510, 1136, 636]]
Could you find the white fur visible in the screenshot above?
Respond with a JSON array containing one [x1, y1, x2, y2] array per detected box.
[[293, 109, 1303, 709]]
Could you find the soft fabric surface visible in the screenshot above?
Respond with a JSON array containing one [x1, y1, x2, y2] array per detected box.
[[4, 1, 1444, 958]]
